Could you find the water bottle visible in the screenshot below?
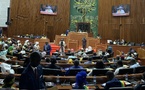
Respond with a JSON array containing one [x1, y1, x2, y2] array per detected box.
[[125, 74, 128, 81], [93, 75, 97, 85], [56, 75, 60, 85]]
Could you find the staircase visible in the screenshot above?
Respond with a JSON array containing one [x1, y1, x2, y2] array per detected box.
[[50, 43, 60, 55]]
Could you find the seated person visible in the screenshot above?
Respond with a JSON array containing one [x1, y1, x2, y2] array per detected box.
[[125, 52, 135, 60], [67, 59, 73, 64], [69, 60, 83, 69], [102, 56, 109, 63], [45, 57, 61, 69], [0, 46, 9, 61], [84, 57, 94, 64], [65, 60, 83, 75], [141, 42, 145, 46], [72, 71, 88, 89], [87, 60, 106, 76], [1, 74, 15, 89], [104, 71, 124, 90], [65, 49, 74, 56], [114, 60, 128, 75], [129, 59, 140, 68], [67, 54, 77, 60], [96, 49, 103, 56], [134, 72, 145, 90], [85, 46, 93, 54], [52, 50, 60, 57], [76, 48, 85, 56]]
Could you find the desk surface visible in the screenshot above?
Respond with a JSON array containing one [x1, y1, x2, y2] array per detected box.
[[0, 73, 142, 90]]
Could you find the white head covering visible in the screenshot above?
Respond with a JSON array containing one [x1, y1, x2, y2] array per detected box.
[[35, 42, 39, 45], [17, 40, 20, 43], [25, 40, 29, 43], [24, 40, 29, 45]]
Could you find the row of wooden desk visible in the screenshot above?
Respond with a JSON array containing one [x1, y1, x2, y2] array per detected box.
[[6, 59, 130, 68], [0, 73, 142, 90]]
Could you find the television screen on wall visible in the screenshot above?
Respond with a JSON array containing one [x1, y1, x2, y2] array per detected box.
[[40, 4, 57, 15], [112, 4, 130, 16]]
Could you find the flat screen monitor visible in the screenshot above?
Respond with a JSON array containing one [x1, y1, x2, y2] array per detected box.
[[40, 4, 57, 15], [112, 4, 130, 16]]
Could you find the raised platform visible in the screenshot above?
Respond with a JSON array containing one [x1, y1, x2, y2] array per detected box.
[[50, 43, 60, 55]]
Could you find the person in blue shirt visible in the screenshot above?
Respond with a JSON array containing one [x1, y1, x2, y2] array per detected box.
[[43, 42, 51, 55], [65, 60, 83, 75], [84, 57, 93, 64], [73, 71, 88, 89]]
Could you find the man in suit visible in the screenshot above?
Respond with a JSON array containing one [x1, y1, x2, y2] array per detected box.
[[19, 52, 45, 90], [43, 42, 51, 55]]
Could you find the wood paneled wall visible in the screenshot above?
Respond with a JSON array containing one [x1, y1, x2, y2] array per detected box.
[[8, 0, 70, 42], [98, 0, 145, 43]]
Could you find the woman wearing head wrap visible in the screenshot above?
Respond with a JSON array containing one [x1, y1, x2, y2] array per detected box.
[[73, 71, 89, 89]]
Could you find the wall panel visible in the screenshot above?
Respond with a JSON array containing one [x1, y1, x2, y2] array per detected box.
[[8, 0, 70, 42], [98, 0, 145, 43]]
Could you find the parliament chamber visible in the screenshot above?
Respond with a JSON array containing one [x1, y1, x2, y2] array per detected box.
[[1, 0, 145, 90]]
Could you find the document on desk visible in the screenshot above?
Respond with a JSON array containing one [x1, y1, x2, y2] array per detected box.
[[0, 79, 4, 84], [123, 80, 132, 86], [101, 80, 132, 87], [101, 83, 106, 87]]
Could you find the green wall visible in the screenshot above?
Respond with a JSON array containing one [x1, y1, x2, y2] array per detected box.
[[70, 0, 98, 37]]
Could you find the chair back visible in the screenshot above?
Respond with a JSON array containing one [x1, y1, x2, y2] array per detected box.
[[134, 66, 145, 73], [92, 69, 109, 76], [67, 68, 86, 76], [118, 68, 134, 75], [43, 68, 63, 76]]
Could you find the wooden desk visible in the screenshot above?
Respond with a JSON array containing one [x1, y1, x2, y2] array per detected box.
[[6, 60, 130, 69], [0, 73, 142, 90]]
